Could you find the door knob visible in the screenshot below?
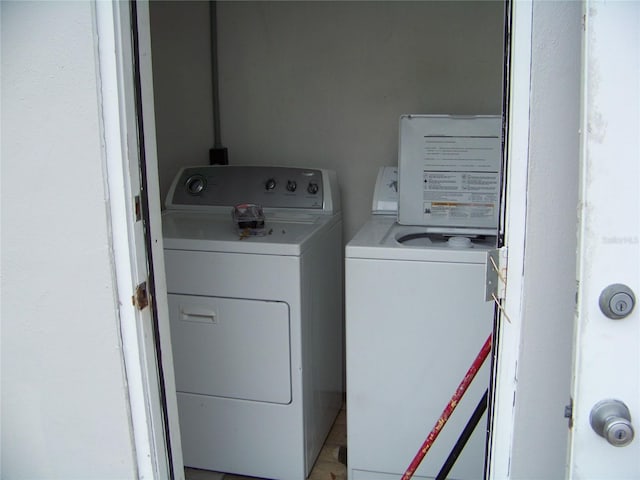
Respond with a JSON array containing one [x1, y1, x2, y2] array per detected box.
[[590, 399, 635, 447]]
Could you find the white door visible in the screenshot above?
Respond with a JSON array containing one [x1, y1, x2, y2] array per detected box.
[[568, 1, 640, 477]]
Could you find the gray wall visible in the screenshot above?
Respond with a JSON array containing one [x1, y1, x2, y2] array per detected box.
[[151, 1, 505, 241], [1, 2, 137, 477], [150, 1, 215, 208]]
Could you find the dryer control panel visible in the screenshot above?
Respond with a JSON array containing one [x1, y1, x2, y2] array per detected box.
[[166, 165, 340, 214]]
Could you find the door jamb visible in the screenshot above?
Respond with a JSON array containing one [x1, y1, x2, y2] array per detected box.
[[95, 1, 184, 478], [487, 1, 533, 478]]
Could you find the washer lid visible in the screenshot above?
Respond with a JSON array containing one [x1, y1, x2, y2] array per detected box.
[[346, 216, 494, 263], [398, 115, 502, 233]]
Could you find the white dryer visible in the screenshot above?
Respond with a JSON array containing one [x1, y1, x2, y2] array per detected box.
[[346, 115, 501, 480], [162, 165, 343, 480]]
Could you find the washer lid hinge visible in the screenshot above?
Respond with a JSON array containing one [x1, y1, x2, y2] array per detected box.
[[485, 247, 508, 302]]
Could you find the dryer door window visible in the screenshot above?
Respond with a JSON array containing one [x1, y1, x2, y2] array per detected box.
[[168, 294, 291, 404]]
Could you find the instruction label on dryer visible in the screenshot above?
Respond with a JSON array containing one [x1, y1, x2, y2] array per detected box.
[[422, 135, 500, 220]]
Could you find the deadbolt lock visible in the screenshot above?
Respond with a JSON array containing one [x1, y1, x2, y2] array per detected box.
[[599, 284, 636, 319]]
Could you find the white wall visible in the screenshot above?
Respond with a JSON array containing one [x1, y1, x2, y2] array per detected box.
[[509, 2, 582, 477], [0, 2, 137, 478], [150, 1, 505, 241], [0, 2, 586, 478]]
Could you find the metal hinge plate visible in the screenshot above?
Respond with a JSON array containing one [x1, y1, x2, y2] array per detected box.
[[132, 281, 149, 310], [134, 195, 142, 222], [485, 247, 508, 302], [565, 398, 574, 428]]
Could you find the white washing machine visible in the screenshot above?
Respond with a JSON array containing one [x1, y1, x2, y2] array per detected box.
[[162, 165, 343, 480], [346, 115, 502, 480]]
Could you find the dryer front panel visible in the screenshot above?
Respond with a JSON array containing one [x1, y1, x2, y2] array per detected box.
[[168, 294, 292, 404]]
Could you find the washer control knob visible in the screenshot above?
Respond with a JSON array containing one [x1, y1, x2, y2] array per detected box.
[[590, 399, 635, 447], [265, 178, 277, 191], [307, 182, 319, 195], [185, 175, 206, 195], [599, 284, 636, 319], [286, 180, 297, 192]]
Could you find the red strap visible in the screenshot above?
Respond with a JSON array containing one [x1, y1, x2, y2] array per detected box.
[[401, 333, 493, 480]]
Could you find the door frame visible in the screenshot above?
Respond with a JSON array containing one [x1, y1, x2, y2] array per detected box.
[[108, 0, 535, 477], [131, 1, 185, 476], [95, 1, 184, 478], [103, 1, 589, 478], [490, 1, 585, 478], [487, 0, 533, 477]]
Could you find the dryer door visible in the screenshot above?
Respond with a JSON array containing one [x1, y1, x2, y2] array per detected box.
[[168, 294, 291, 404]]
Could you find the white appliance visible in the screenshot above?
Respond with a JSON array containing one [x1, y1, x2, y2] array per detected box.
[[346, 115, 501, 480], [162, 165, 343, 480]]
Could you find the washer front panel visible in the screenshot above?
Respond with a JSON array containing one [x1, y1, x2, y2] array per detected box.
[[346, 255, 492, 479]]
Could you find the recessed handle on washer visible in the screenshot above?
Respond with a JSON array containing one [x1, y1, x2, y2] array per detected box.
[[180, 306, 217, 324]]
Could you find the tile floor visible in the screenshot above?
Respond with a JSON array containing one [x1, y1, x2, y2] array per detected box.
[[184, 405, 347, 480]]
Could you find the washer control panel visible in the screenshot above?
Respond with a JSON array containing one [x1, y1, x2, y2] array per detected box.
[[166, 165, 338, 213]]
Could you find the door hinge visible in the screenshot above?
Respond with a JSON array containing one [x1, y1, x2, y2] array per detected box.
[[132, 280, 149, 310], [565, 398, 574, 428], [486, 246, 508, 302]]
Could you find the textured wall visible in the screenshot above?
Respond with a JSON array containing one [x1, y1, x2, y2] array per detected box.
[[150, 1, 216, 208]]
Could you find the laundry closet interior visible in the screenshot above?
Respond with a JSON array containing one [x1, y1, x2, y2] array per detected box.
[[148, 2, 506, 479]]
